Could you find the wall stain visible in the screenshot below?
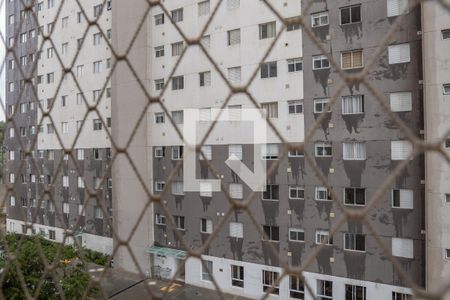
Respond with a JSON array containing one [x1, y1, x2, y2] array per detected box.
[[229, 237, 244, 261], [343, 161, 366, 187], [342, 114, 365, 133]]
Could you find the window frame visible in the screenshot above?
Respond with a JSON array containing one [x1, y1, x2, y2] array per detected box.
[[262, 270, 279, 294], [315, 186, 332, 201], [344, 233, 366, 252], [289, 186, 305, 200], [263, 225, 280, 242], [315, 142, 332, 157], [339, 4, 362, 25], [341, 50, 364, 70], [289, 228, 305, 242], [311, 11, 329, 27], [317, 279, 333, 299], [312, 55, 330, 70], [344, 187, 366, 206], [231, 265, 244, 288]]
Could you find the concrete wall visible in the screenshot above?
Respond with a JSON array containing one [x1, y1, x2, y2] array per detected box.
[[422, 0, 450, 292]]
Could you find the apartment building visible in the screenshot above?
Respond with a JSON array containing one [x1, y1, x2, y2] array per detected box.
[[111, 0, 439, 299], [5, 0, 113, 254]]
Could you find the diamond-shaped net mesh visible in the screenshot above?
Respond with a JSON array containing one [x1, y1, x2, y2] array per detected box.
[[1, 0, 450, 299]]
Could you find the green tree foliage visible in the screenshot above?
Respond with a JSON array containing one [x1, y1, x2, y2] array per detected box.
[[0, 234, 108, 299]]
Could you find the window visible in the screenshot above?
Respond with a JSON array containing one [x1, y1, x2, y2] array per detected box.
[[62, 122, 69, 134], [93, 60, 102, 73], [317, 280, 333, 299], [77, 12, 82, 23], [261, 144, 279, 160], [172, 42, 183, 56], [444, 84, 450, 95], [199, 71, 211, 87], [311, 11, 329, 27], [9, 173, 15, 184], [392, 237, 414, 259], [94, 4, 102, 17], [388, 44, 410, 64], [288, 100, 303, 114], [230, 222, 243, 238], [261, 61, 277, 78], [201, 260, 213, 281], [287, 58, 303, 72], [62, 176, 69, 188], [20, 32, 27, 43], [174, 215, 185, 230], [93, 119, 102, 131], [77, 149, 84, 160], [262, 270, 279, 294], [155, 112, 165, 124], [49, 230, 56, 240], [312, 55, 330, 70], [392, 189, 413, 209], [20, 56, 27, 66], [8, 59, 15, 70], [445, 194, 450, 203], [387, 0, 408, 17], [155, 13, 164, 25], [289, 186, 304, 200], [343, 142, 366, 160], [344, 188, 366, 206], [171, 8, 183, 22], [9, 151, 14, 161], [77, 176, 84, 188], [172, 111, 184, 124], [199, 145, 212, 160], [172, 181, 184, 195], [259, 22, 276, 39], [155, 79, 164, 91], [155, 46, 164, 57], [289, 228, 305, 242], [201, 35, 211, 48], [172, 76, 184, 90], [263, 225, 279, 241], [63, 202, 70, 214], [341, 50, 363, 69], [445, 139, 450, 149], [261, 102, 278, 118], [229, 183, 243, 199], [227, 0, 240, 10], [200, 182, 212, 197], [445, 249, 450, 260], [172, 146, 183, 160], [263, 185, 279, 201], [442, 29, 450, 40], [78, 204, 85, 216], [93, 33, 102, 46], [290, 275, 305, 299], [62, 16, 68, 28], [391, 141, 413, 160], [344, 233, 366, 252], [345, 284, 366, 300], [154, 181, 165, 192], [8, 82, 14, 93], [228, 67, 241, 84], [228, 29, 241, 45], [47, 72, 54, 83], [286, 18, 301, 31], [315, 142, 332, 157], [198, 1, 210, 16], [392, 292, 412, 300], [8, 15, 14, 25], [228, 144, 242, 160], [315, 187, 332, 201], [342, 95, 364, 114], [340, 5, 361, 25], [93, 149, 102, 160], [390, 92, 412, 112], [200, 218, 213, 233], [76, 65, 84, 77], [155, 213, 166, 225], [231, 265, 244, 288]]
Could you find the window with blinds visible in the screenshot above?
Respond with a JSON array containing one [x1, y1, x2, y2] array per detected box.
[[343, 142, 366, 160], [391, 140, 413, 160], [172, 181, 184, 195], [342, 95, 364, 114], [230, 222, 243, 238], [228, 67, 241, 84], [199, 71, 211, 87], [341, 50, 363, 69], [171, 8, 183, 22], [261, 144, 279, 160], [228, 105, 242, 121], [392, 189, 413, 209], [228, 29, 241, 45], [261, 102, 278, 118], [199, 145, 212, 160], [198, 0, 210, 16], [228, 144, 243, 160], [390, 92, 412, 112], [227, 0, 240, 10], [171, 41, 183, 56], [387, 0, 408, 17], [259, 22, 276, 39], [171, 110, 184, 124], [200, 181, 212, 197], [388, 43, 410, 64], [392, 237, 413, 259], [230, 183, 243, 199]]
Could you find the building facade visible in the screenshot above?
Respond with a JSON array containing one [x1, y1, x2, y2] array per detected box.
[[111, 0, 439, 299], [5, 0, 113, 254]]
